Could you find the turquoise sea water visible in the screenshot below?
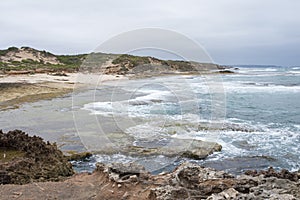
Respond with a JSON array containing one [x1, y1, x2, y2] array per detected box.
[[77, 66, 300, 174], [1, 66, 299, 174]]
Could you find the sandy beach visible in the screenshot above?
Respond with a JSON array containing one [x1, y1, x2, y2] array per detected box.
[[0, 73, 126, 110]]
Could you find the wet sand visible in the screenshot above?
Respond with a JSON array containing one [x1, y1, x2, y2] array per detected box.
[[0, 73, 125, 110]]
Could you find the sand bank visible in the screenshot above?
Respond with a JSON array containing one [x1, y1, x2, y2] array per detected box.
[[0, 73, 126, 110]]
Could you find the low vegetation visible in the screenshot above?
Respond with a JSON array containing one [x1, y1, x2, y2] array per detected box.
[[112, 54, 151, 66], [0, 47, 18, 57], [0, 47, 230, 75], [0, 47, 87, 73]]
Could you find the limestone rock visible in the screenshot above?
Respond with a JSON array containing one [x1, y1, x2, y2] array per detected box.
[[96, 162, 149, 183], [245, 166, 300, 182], [0, 130, 74, 184], [207, 188, 239, 200], [105, 138, 222, 160]]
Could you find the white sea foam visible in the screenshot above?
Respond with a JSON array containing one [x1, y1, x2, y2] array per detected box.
[[289, 71, 300, 74], [80, 70, 299, 172], [235, 67, 278, 74], [254, 68, 278, 72], [95, 153, 137, 164], [188, 77, 300, 94], [294, 124, 300, 129], [128, 90, 170, 106], [125, 123, 169, 139], [83, 88, 172, 117], [83, 101, 118, 116], [222, 81, 300, 93], [203, 126, 300, 167]]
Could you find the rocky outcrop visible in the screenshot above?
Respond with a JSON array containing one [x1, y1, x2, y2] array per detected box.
[[65, 151, 93, 161], [124, 138, 222, 160], [0, 130, 74, 184], [245, 166, 300, 181], [0, 130, 298, 199], [93, 162, 300, 199], [149, 163, 300, 199], [97, 162, 150, 183], [0, 161, 299, 199], [218, 70, 234, 74], [94, 138, 222, 160]]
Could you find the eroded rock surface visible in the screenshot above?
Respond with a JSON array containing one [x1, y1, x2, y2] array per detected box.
[[245, 166, 300, 182], [0, 130, 74, 184], [0, 130, 299, 199], [149, 163, 300, 200], [0, 161, 299, 199], [98, 138, 222, 160]]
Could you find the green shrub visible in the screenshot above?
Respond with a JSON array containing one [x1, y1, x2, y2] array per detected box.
[[0, 47, 18, 56], [112, 54, 150, 66], [57, 54, 86, 66]]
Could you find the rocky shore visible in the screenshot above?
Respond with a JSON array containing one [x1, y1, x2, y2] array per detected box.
[[0, 130, 74, 184], [0, 161, 299, 199], [0, 130, 299, 199]]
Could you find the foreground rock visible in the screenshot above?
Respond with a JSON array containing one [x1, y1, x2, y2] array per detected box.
[[0, 130, 299, 199], [245, 166, 300, 181], [0, 130, 74, 184], [0, 161, 299, 199], [149, 163, 300, 199]]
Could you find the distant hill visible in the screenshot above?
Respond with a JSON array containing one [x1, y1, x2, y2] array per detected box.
[[0, 47, 86, 74], [0, 47, 229, 75]]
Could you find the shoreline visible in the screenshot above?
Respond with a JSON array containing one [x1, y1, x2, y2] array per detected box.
[[0, 70, 230, 111], [0, 72, 126, 110]]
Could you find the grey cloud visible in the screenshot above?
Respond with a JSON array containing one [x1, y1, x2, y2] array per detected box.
[[0, 0, 299, 66]]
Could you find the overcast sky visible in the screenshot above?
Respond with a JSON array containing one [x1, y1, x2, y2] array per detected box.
[[1, 0, 300, 66]]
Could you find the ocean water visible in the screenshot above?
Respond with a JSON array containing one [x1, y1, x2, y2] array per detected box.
[[74, 66, 300, 174], [1, 65, 299, 174]]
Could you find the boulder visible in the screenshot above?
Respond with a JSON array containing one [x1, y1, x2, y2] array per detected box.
[[96, 162, 149, 183], [99, 138, 222, 160], [0, 130, 74, 184], [148, 162, 300, 199], [245, 166, 300, 182]]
